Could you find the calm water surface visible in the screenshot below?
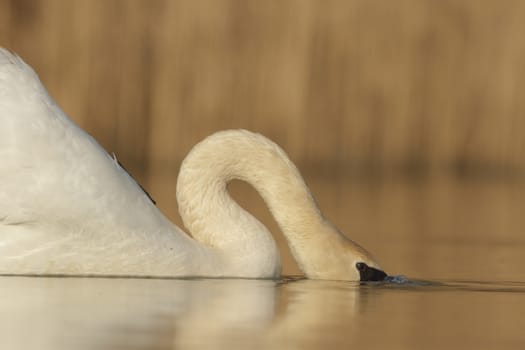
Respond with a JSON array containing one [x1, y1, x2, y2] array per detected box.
[[2, 178, 525, 349], [1, 277, 525, 349]]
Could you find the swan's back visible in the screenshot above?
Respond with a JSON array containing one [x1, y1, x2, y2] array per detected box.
[[0, 49, 190, 274], [0, 49, 153, 228]]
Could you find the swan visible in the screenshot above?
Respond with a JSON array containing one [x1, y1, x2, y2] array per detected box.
[[0, 48, 386, 281]]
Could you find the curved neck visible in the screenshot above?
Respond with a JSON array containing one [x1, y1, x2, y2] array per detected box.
[[176, 130, 341, 277]]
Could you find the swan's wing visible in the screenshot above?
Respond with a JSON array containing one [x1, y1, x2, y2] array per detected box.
[[0, 48, 158, 231]]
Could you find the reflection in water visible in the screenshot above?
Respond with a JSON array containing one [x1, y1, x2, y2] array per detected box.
[[267, 279, 363, 350], [2, 276, 525, 350], [0, 276, 368, 350], [0, 277, 276, 349]]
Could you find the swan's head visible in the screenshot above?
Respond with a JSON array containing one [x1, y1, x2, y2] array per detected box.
[[341, 238, 388, 282], [295, 228, 387, 282], [355, 262, 387, 282]]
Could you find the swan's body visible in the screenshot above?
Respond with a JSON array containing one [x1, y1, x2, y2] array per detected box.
[[0, 48, 383, 281]]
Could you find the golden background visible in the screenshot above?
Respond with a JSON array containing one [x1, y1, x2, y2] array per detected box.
[[2, 0, 525, 275]]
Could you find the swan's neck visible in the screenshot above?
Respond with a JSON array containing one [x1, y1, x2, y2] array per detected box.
[[176, 130, 352, 278]]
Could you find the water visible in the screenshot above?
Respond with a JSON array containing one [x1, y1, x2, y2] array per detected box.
[[1, 276, 525, 349], [2, 177, 525, 349]]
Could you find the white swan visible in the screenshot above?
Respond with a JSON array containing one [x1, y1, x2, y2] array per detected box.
[[0, 48, 385, 281]]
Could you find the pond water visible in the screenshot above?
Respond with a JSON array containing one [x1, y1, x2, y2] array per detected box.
[[1, 276, 525, 349], [2, 177, 525, 349]]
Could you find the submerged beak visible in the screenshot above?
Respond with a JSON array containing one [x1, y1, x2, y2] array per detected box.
[[356, 262, 388, 282]]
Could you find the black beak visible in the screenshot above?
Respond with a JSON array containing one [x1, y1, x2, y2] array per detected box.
[[356, 262, 388, 282]]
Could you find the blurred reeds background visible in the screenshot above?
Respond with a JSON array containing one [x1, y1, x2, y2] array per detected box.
[[2, 0, 525, 274]]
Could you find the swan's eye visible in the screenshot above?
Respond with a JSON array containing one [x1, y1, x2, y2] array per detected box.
[[356, 262, 367, 272], [355, 262, 387, 282]]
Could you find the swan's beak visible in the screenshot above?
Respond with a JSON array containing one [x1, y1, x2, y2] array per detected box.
[[356, 262, 388, 282]]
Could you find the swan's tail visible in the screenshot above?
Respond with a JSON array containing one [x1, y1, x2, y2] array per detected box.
[[0, 48, 24, 66], [0, 48, 40, 86]]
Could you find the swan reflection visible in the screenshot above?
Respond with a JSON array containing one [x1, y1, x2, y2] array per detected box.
[[0, 276, 365, 350]]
